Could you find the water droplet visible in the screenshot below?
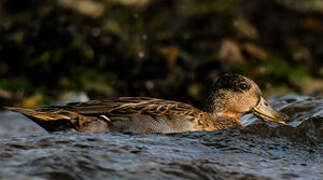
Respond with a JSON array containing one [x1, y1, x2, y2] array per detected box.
[[142, 34, 148, 40], [145, 81, 154, 90], [92, 28, 101, 37], [138, 52, 145, 58]]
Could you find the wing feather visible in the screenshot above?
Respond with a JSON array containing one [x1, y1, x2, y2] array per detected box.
[[61, 97, 201, 117]]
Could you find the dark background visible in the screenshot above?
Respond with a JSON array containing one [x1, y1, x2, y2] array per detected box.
[[0, 0, 322, 109]]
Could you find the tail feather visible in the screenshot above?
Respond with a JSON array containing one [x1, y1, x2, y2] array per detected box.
[[5, 106, 110, 132], [5, 106, 77, 132], [5, 107, 71, 121]]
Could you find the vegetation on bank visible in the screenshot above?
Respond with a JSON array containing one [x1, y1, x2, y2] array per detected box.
[[0, 0, 322, 109]]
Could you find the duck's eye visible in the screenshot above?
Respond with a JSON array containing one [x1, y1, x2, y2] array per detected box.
[[239, 83, 248, 90]]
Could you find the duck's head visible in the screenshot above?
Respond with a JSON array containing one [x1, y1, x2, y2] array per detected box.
[[207, 74, 287, 124]]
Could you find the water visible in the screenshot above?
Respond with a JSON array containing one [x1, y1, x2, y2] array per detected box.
[[0, 95, 322, 180]]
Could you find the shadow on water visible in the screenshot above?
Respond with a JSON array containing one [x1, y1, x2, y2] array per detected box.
[[0, 94, 322, 179]]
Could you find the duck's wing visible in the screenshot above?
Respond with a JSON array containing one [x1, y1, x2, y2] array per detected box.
[[63, 97, 200, 117], [5, 97, 204, 132]]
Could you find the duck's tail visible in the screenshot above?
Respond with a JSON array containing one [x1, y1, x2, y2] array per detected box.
[[5, 106, 75, 132], [5, 107, 71, 121]]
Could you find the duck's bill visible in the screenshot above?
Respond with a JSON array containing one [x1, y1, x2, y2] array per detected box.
[[252, 97, 288, 125]]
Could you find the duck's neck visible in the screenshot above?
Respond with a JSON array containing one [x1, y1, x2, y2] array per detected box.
[[206, 112, 243, 130], [204, 92, 244, 130], [213, 111, 244, 121]]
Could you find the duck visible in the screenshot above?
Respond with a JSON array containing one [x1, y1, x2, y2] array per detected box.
[[5, 74, 287, 133]]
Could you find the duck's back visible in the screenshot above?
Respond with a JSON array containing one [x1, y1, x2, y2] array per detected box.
[[6, 97, 210, 133]]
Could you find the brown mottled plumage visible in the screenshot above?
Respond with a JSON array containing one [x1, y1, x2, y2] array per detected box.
[[5, 74, 288, 133]]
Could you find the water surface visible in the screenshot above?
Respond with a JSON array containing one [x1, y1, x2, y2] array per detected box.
[[0, 95, 322, 180]]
